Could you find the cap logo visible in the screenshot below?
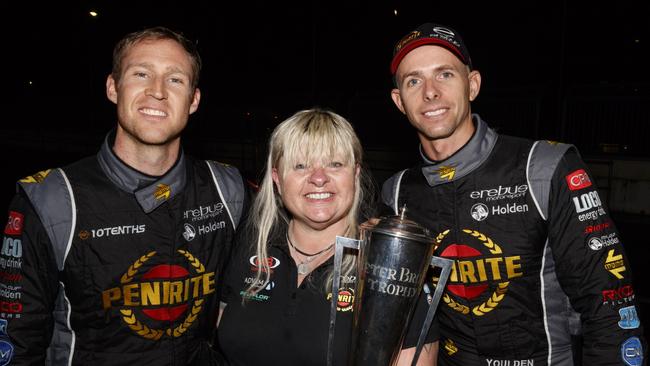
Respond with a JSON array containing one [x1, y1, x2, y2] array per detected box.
[[395, 31, 421, 52], [433, 27, 455, 37]]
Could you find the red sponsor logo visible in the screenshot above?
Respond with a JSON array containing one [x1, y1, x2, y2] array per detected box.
[[602, 285, 635, 305], [0, 301, 22, 313], [584, 221, 612, 235], [249, 255, 281, 273], [0, 271, 22, 282], [566, 169, 592, 191], [4, 211, 24, 236], [440, 245, 488, 299]]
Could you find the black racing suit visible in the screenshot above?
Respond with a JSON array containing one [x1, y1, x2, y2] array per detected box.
[[0, 132, 248, 365], [382, 115, 646, 365]]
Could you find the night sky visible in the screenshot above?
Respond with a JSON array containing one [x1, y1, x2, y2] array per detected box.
[[3, 1, 650, 178]]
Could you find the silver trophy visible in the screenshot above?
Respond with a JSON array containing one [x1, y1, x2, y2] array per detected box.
[[328, 208, 452, 366]]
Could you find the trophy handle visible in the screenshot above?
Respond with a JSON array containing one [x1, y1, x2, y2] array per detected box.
[[411, 256, 453, 366], [328, 236, 361, 366]]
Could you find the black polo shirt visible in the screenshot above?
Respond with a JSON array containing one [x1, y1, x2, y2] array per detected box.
[[217, 232, 439, 365]]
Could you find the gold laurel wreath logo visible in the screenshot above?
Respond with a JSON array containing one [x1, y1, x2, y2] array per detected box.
[[462, 229, 503, 254], [178, 249, 206, 273], [118, 250, 208, 339], [443, 293, 470, 314], [121, 251, 156, 284], [437, 229, 510, 316], [472, 281, 509, 316]]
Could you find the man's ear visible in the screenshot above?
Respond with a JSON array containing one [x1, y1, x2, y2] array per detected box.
[[189, 88, 201, 114], [391, 88, 406, 114], [106, 74, 118, 104], [468, 70, 482, 102]]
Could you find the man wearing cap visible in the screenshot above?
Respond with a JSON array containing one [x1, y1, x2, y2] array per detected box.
[[382, 23, 646, 365]]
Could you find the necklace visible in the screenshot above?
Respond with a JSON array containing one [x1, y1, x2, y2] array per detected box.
[[286, 232, 335, 275]]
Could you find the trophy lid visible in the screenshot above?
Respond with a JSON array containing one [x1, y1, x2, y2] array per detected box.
[[361, 205, 434, 244]]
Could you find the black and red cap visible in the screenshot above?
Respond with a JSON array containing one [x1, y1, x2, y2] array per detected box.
[[390, 23, 472, 75]]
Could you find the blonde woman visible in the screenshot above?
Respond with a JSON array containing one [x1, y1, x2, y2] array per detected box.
[[217, 108, 438, 365]]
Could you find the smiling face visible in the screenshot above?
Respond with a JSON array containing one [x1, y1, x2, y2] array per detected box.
[[273, 155, 359, 232], [106, 38, 200, 148], [391, 45, 481, 157]]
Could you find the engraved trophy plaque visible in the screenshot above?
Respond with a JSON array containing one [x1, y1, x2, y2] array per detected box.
[[327, 209, 452, 366]]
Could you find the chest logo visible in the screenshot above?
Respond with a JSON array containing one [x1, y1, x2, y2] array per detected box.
[[436, 229, 523, 317], [470, 203, 489, 221], [101, 250, 215, 340], [437, 165, 456, 181], [154, 183, 171, 201], [326, 288, 355, 312]]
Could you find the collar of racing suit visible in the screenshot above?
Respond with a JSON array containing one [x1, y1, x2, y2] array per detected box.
[[420, 114, 498, 187], [97, 130, 188, 213]]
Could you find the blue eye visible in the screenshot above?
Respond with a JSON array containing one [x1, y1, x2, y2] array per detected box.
[[406, 78, 420, 87], [294, 163, 306, 170], [329, 161, 344, 168], [439, 71, 454, 79]]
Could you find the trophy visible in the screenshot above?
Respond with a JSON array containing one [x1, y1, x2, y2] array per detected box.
[[327, 208, 452, 366]]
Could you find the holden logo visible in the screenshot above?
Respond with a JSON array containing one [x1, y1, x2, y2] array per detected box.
[[183, 223, 196, 241], [588, 237, 603, 250], [470, 203, 489, 221]]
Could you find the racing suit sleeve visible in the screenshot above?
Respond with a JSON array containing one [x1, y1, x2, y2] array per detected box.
[[547, 150, 646, 365], [1, 191, 59, 365]]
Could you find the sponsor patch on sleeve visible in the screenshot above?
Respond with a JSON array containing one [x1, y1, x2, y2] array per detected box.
[[4, 212, 23, 236], [566, 169, 592, 191], [0, 320, 13, 366], [621, 336, 643, 366]]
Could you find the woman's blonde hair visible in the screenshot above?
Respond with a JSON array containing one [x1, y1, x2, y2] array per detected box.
[[244, 108, 374, 298]]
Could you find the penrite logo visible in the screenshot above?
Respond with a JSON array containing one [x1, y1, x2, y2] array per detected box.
[[566, 169, 592, 191], [437, 229, 523, 317], [326, 288, 355, 312], [101, 250, 215, 340]]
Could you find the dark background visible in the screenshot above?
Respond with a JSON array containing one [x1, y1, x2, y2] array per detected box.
[[2, 0, 649, 345]]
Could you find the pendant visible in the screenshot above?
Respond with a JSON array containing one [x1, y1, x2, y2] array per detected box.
[[297, 262, 310, 275]]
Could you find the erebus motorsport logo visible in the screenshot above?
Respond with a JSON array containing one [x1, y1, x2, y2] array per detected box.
[[436, 229, 523, 317], [101, 250, 215, 340], [470, 184, 528, 202], [183, 203, 224, 222]]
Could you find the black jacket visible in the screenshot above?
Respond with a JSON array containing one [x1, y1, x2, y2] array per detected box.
[[382, 115, 646, 366], [0, 133, 248, 365]]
